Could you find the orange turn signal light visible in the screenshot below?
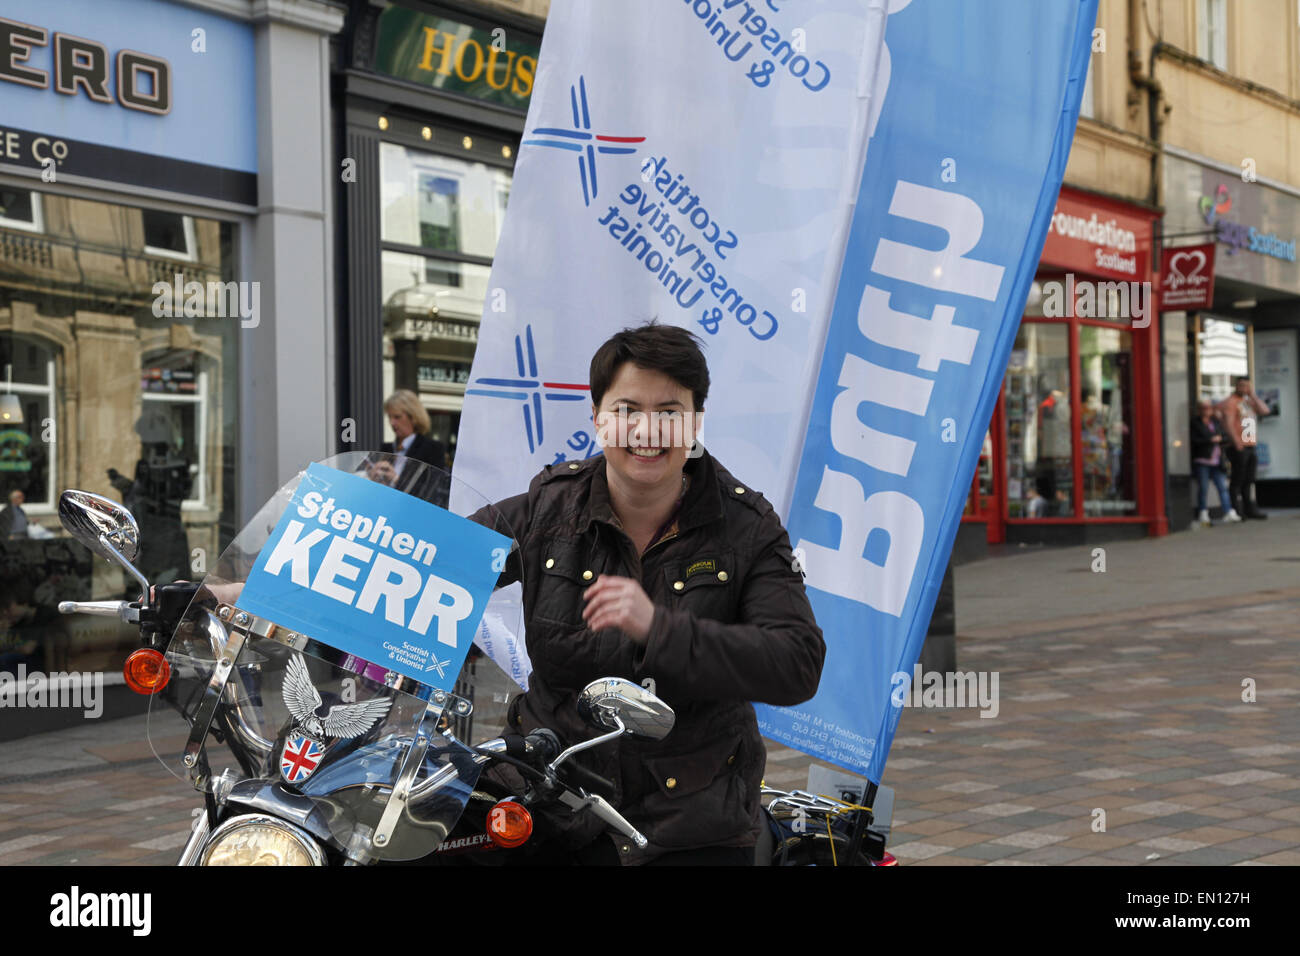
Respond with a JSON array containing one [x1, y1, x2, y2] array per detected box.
[[124, 648, 171, 695], [486, 800, 533, 849]]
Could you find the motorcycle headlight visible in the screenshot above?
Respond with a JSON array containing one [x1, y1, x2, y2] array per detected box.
[[200, 814, 325, 866]]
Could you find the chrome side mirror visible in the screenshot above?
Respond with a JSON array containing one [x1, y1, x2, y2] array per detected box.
[[59, 489, 141, 562], [58, 489, 151, 601], [578, 677, 675, 741]]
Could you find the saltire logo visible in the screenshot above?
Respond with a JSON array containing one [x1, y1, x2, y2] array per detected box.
[[280, 733, 324, 784], [465, 323, 589, 453], [521, 74, 645, 206]]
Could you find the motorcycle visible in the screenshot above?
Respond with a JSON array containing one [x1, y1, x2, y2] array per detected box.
[[56, 451, 894, 866]]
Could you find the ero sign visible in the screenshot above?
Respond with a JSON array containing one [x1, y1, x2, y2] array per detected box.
[[0, 17, 171, 115]]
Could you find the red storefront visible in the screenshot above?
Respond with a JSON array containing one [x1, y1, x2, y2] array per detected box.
[[963, 187, 1166, 545]]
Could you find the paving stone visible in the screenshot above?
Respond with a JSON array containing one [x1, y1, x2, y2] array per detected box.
[[936, 781, 999, 794], [989, 831, 1068, 849], [1103, 843, 1175, 863], [890, 842, 953, 861], [1159, 846, 1256, 865], [1212, 835, 1300, 856], [1139, 836, 1208, 852], [0, 833, 61, 856], [1251, 850, 1300, 865], [1144, 812, 1233, 829], [950, 842, 1025, 861], [1121, 800, 1195, 816], [970, 803, 1037, 817]]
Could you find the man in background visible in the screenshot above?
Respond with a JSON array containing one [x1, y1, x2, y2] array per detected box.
[[0, 489, 27, 539], [1218, 376, 1271, 520]]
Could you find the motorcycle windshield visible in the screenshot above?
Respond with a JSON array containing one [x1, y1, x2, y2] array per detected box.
[[148, 451, 520, 862]]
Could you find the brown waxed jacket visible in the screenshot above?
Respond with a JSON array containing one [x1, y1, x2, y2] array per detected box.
[[469, 447, 825, 865]]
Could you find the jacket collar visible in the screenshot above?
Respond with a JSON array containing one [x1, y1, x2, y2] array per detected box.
[[582, 447, 723, 536]]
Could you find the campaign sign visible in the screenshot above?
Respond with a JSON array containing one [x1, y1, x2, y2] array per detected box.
[[237, 463, 510, 690]]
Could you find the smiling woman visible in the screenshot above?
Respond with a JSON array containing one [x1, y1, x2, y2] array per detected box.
[[467, 320, 825, 866]]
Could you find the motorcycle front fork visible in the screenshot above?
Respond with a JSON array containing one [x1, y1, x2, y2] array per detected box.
[[176, 807, 211, 866]]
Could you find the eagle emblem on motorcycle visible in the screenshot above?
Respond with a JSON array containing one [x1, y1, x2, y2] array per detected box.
[[279, 653, 392, 785]]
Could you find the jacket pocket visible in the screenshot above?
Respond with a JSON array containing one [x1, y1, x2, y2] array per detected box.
[[662, 548, 737, 618], [638, 731, 751, 849], [534, 537, 602, 627], [643, 731, 744, 798]]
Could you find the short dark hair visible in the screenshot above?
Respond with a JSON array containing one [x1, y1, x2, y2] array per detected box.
[[1236, 376, 1251, 385], [589, 321, 710, 411]]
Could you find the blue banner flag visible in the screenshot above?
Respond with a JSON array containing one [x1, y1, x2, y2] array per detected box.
[[239, 463, 510, 690], [756, 0, 1099, 781]]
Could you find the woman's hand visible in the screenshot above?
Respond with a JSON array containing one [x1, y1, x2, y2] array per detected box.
[[581, 574, 656, 643]]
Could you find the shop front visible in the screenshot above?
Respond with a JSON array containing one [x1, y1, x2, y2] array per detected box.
[[962, 186, 1165, 547], [0, 0, 341, 731], [335, 0, 542, 461], [1162, 149, 1300, 518]]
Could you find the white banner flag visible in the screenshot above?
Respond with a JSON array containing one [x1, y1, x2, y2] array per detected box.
[[454, 0, 895, 680]]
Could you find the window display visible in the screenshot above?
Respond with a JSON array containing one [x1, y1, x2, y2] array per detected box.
[[1006, 323, 1072, 518], [1079, 325, 1136, 515], [0, 185, 238, 675]]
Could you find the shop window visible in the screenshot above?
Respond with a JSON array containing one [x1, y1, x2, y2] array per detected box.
[[495, 181, 511, 243], [0, 338, 56, 509], [963, 427, 995, 518], [380, 142, 514, 259], [142, 209, 197, 260], [140, 352, 206, 510], [381, 251, 493, 340], [419, 175, 460, 252], [1079, 325, 1136, 515], [1006, 323, 1072, 518], [1079, 54, 1095, 120], [1, 185, 238, 675], [1197, 0, 1227, 70], [1198, 316, 1248, 401], [0, 188, 42, 232]]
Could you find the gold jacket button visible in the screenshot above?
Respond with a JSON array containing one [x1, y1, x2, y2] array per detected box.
[[734, 486, 745, 494], [665, 777, 678, 790], [568, 462, 580, 470], [717, 571, 728, 582], [673, 580, 684, 591], [545, 558, 555, 569], [582, 570, 593, 581], [727, 755, 736, 766]]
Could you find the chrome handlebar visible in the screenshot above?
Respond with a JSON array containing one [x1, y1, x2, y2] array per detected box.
[[57, 600, 140, 624], [451, 731, 647, 848]]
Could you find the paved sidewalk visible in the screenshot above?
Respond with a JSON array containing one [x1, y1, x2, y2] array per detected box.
[[1, 514, 1296, 865], [762, 512, 1300, 865], [0, 716, 192, 865]]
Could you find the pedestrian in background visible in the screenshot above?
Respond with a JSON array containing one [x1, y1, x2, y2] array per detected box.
[[1189, 400, 1239, 527], [0, 489, 28, 538], [382, 390, 447, 503], [1217, 376, 1271, 520]]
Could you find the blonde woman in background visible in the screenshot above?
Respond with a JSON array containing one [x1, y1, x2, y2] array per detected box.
[[382, 390, 447, 500]]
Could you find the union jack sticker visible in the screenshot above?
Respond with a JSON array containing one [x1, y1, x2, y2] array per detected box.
[[280, 732, 325, 784]]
